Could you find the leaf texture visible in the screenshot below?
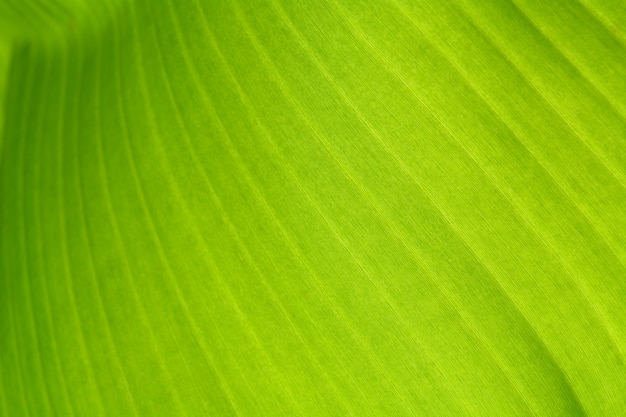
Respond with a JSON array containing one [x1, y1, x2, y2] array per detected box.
[[2, 0, 626, 415]]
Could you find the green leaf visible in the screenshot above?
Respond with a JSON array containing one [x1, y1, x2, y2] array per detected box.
[[2, 0, 626, 415]]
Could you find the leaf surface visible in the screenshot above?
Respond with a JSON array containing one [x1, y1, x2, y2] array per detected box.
[[2, 0, 626, 415]]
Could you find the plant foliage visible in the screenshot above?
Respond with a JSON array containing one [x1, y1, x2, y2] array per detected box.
[[2, 0, 626, 415]]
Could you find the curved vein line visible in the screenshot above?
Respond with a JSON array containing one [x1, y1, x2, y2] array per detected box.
[[92, 3, 187, 414], [31, 46, 76, 417], [56, 32, 107, 417], [5, 48, 31, 415], [71, 19, 140, 416], [6, 205, 30, 417], [104, 2, 188, 413], [17, 44, 54, 416]]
